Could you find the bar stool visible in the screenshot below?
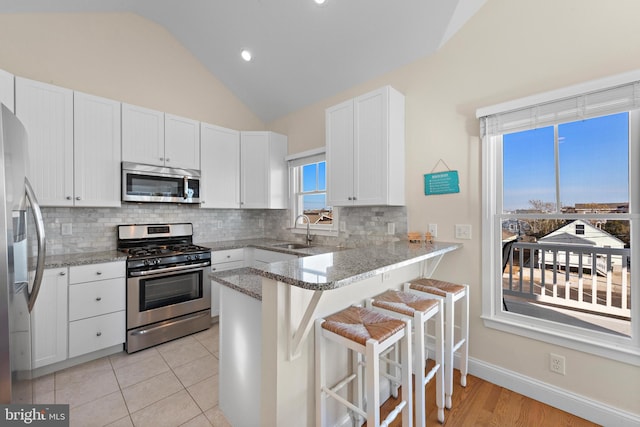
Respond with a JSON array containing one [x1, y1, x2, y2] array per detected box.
[[368, 289, 445, 426], [405, 279, 469, 409], [315, 306, 412, 427]]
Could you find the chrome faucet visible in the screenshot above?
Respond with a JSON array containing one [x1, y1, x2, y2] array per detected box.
[[294, 214, 314, 245]]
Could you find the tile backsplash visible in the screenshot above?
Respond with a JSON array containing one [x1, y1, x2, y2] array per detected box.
[[39, 204, 408, 255]]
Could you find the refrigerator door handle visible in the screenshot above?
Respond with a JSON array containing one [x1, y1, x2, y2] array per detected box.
[[25, 178, 46, 313]]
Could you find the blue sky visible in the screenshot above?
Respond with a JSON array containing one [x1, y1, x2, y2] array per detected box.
[[302, 161, 328, 210], [503, 112, 629, 212]]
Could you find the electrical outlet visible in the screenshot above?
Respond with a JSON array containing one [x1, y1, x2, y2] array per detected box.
[[428, 224, 437, 238], [455, 224, 472, 240], [550, 353, 566, 375], [387, 222, 395, 235], [258, 218, 264, 227]]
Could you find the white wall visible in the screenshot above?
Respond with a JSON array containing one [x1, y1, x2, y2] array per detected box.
[[271, 0, 640, 418], [0, 12, 263, 131]]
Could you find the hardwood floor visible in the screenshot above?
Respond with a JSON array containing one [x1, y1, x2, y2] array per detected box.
[[376, 368, 600, 427]]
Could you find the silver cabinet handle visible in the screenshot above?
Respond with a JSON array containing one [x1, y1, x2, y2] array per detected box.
[[96, 297, 102, 301], [96, 271, 102, 275], [166, 158, 170, 162], [66, 196, 72, 200], [59, 271, 66, 276], [96, 332, 102, 337], [75, 196, 81, 200]]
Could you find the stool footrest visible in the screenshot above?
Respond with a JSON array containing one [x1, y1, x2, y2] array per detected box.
[[323, 386, 366, 419], [422, 363, 440, 387], [452, 338, 466, 353], [381, 400, 406, 427], [329, 373, 357, 395]]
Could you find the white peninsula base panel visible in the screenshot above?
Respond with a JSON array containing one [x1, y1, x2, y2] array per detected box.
[[219, 285, 262, 427]]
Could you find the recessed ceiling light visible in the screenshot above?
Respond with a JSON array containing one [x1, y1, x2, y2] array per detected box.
[[241, 49, 252, 62], [314, 0, 326, 4]]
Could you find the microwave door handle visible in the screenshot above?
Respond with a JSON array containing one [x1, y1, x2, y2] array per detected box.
[[183, 176, 188, 199], [25, 178, 47, 313]]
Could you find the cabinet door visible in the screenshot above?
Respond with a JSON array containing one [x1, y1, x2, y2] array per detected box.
[[326, 99, 355, 206], [15, 77, 74, 206], [31, 268, 68, 368], [200, 123, 240, 208], [74, 92, 121, 207], [121, 103, 164, 166], [0, 69, 14, 112], [353, 88, 388, 206], [165, 113, 200, 170], [240, 132, 270, 208]]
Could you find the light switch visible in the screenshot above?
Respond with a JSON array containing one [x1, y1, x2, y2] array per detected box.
[[61, 223, 72, 235], [455, 224, 472, 240]]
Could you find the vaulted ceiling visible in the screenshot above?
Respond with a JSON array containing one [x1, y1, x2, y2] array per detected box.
[[0, 0, 486, 122]]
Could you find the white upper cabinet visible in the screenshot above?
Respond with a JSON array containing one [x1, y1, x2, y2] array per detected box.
[[240, 131, 288, 209], [200, 123, 240, 208], [15, 77, 74, 207], [165, 113, 200, 170], [74, 92, 121, 207], [122, 104, 200, 170], [0, 69, 14, 112], [121, 103, 165, 166], [326, 85, 405, 206]]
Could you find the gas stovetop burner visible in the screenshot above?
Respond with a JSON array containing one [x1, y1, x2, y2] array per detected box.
[[122, 244, 210, 259]]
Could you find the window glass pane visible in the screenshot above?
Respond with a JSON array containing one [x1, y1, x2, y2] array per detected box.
[[503, 126, 556, 212], [302, 163, 318, 192], [558, 113, 629, 209], [318, 161, 326, 191]]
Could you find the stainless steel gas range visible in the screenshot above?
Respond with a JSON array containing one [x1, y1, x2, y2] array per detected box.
[[117, 223, 212, 353]]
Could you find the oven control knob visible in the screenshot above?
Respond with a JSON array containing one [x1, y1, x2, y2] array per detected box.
[[143, 259, 150, 266], [186, 255, 192, 261], [194, 254, 200, 260], [153, 258, 160, 265]]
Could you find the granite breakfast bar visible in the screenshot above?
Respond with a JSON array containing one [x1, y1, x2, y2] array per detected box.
[[211, 241, 462, 427]]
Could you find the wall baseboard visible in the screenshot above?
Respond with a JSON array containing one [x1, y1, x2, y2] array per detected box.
[[467, 356, 640, 427]]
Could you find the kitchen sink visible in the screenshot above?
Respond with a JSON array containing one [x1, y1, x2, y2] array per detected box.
[[273, 243, 311, 250]]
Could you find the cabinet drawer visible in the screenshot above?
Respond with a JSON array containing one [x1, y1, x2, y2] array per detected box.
[[69, 261, 124, 284], [68, 278, 125, 321], [211, 260, 244, 272], [211, 249, 244, 264], [68, 311, 125, 358]]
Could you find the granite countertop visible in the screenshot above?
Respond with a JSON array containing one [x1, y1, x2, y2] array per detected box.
[[211, 240, 462, 300], [38, 250, 127, 269]]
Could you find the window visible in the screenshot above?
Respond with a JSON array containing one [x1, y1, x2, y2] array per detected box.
[[478, 73, 640, 365], [288, 150, 338, 236]]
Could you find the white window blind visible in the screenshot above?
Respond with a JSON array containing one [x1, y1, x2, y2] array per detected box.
[[479, 77, 640, 137]]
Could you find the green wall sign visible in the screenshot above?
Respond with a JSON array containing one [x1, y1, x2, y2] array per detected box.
[[424, 170, 460, 195]]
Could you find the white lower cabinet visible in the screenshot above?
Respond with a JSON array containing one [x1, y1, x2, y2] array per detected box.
[[67, 261, 126, 358], [210, 249, 245, 317], [31, 268, 68, 369]]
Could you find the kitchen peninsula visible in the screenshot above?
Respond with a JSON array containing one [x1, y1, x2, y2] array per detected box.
[[212, 240, 461, 427]]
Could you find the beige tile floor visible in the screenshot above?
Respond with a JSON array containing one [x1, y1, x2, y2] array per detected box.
[[32, 322, 232, 427]]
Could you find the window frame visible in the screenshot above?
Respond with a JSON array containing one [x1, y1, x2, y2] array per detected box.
[[478, 73, 640, 366], [287, 149, 339, 237]]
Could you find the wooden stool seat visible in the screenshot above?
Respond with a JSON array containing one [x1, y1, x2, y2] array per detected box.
[[369, 290, 445, 426], [406, 278, 469, 410], [316, 306, 413, 427], [409, 278, 466, 297], [322, 305, 406, 346]]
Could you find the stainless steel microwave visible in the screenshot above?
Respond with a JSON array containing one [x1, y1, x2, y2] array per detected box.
[[122, 162, 201, 204]]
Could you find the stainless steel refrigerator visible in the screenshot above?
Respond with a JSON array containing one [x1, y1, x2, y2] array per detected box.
[[0, 103, 46, 404]]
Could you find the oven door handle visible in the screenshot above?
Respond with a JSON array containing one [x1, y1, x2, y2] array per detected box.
[[129, 261, 210, 277]]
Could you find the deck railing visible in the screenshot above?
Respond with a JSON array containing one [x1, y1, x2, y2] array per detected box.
[[503, 242, 631, 318]]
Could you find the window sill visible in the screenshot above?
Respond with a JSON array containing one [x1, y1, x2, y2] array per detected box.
[[481, 313, 640, 367]]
